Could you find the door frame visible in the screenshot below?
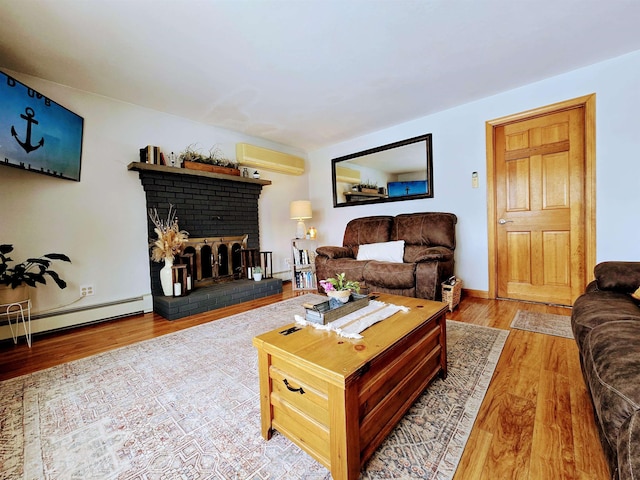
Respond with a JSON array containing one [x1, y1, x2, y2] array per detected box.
[[485, 94, 596, 303]]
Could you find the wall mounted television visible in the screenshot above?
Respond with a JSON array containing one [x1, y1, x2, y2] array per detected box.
[[0, 70, 83, 181]]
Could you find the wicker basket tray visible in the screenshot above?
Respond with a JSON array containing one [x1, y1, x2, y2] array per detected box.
[[442, 279, 462, 312]]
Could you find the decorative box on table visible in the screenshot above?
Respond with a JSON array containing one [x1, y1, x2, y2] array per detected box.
[[441, 278, 462, 312], [303, 294, 369, 325]]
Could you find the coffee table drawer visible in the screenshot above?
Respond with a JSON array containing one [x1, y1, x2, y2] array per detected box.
[[269, 360, 331, 466], [270, 365, 329, 427]]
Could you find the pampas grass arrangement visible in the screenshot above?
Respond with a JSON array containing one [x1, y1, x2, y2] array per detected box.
[[148, 205, 188, 262]]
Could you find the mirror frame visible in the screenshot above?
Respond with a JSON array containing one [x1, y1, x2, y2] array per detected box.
[[331, 133, 433, 208]]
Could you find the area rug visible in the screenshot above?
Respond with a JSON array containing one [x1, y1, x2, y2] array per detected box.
[[0, 294, 508, 480], [510, 309, 574, 339]]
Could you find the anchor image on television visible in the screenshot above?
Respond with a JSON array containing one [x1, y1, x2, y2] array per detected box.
[[11, 107, 45, 154]]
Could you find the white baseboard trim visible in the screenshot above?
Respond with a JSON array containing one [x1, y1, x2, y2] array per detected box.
[[0, 294, 153, 342]]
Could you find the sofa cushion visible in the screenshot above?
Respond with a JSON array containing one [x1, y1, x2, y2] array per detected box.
[[356, 240, 405, 263], [404, 245, 454, 263], [572, 291, 640, 353], [315, 246, 353, 260], [391, 212, 457, 250], [316, 257, 369, 283], [594, 262, 640, 293], [343, 216, 393, 248], [363, 261, 415, 289], [583, 321, 640, 455]]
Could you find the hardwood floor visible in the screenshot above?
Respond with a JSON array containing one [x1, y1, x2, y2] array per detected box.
[[0, 284, 609, 479]]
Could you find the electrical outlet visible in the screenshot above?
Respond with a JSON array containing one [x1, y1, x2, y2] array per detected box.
[[80, 284, 94, 296]]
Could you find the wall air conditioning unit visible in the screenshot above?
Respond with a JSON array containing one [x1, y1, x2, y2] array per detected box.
[[236, 143, 305, 175], [335, 165, 361, 184]]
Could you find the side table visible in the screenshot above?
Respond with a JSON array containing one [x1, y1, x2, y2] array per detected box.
[[2, 299, 32, 347]]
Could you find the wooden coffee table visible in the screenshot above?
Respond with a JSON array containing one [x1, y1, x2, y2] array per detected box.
[[252, 293, 448, 480]]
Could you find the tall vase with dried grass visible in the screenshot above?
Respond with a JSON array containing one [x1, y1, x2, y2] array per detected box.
[[149, 205, 188, 296]]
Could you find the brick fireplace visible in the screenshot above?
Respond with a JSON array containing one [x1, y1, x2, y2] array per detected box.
[[129, 162, 282, 319]]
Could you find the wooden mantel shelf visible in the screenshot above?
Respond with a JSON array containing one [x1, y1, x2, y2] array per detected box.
[[127, 162, 272, 186]]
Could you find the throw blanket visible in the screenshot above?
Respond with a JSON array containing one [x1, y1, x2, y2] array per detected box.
[[294, 300, 409, 339]]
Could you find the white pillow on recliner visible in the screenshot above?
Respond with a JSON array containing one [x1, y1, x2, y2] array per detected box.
[[356, 240, 405, 263]]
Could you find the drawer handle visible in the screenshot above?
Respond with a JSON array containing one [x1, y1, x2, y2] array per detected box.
[[283, 379, 305, 395]]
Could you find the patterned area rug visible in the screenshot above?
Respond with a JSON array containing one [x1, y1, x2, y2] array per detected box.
[[1, 294, 508, 479], [510, 309, 574, 339]]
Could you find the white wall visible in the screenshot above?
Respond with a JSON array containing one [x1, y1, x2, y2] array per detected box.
[[0, 70, 309, 334], [309, 49, 640, 293]]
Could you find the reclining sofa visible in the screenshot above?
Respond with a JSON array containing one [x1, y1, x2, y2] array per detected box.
[[315, 212, 457, 300], [571, 262, 640, 480]]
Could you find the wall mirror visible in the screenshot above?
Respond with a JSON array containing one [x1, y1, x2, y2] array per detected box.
[[332, 133, 433, 207]]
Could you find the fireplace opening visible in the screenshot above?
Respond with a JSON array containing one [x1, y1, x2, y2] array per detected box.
[[180, 235, 248, 287]]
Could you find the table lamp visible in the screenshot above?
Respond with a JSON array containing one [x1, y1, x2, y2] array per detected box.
[[290, 200, 312, 239]]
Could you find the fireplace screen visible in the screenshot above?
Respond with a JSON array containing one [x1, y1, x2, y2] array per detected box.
[[181, 235, 248, 286]]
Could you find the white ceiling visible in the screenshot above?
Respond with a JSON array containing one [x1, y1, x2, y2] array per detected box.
[[1, 0, 639, 152]]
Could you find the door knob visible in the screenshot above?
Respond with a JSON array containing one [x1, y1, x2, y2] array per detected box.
[[498, 218, 513, 224]]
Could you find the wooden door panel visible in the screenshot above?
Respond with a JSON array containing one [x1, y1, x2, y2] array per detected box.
[[506, 231, 532, 283], [506, 158, 530, 211], [542, 152, 569, 209], [540, 121, 568, 144], [506, 130, 530, 151], [542, 231, 570, 285]]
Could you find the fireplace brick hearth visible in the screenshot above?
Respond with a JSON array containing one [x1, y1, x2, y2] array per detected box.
[[154, 278, 282, 320], [129, 162, 282, 318]]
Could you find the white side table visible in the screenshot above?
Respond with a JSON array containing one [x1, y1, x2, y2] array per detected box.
[[2, 299, 32, 347]]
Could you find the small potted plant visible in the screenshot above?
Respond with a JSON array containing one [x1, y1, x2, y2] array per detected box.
[[253, 266, 263, 281], [319, 272, 360, 303], [0, 244, 71, 304]]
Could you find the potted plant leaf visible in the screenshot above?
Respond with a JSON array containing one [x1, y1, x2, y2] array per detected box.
[[319, 272, 360, 303], [0, 244, 71, 304]]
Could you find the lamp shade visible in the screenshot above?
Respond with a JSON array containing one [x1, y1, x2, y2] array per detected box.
[[290, 200, 312, 220]]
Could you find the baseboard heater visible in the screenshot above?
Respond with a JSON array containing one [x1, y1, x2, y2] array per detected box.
[[0, 294, 153, 343]]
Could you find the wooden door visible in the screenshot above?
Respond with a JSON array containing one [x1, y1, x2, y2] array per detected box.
[[492, 107, 586, 306]]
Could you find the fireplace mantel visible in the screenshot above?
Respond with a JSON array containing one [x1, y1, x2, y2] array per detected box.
[[127, 162, 272, 186]]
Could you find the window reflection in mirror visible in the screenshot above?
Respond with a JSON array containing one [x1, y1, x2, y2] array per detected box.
[[332, 134, 433, 207]]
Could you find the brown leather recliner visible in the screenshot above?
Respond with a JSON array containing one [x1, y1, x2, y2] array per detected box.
[[315, 212, 457, 300]]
